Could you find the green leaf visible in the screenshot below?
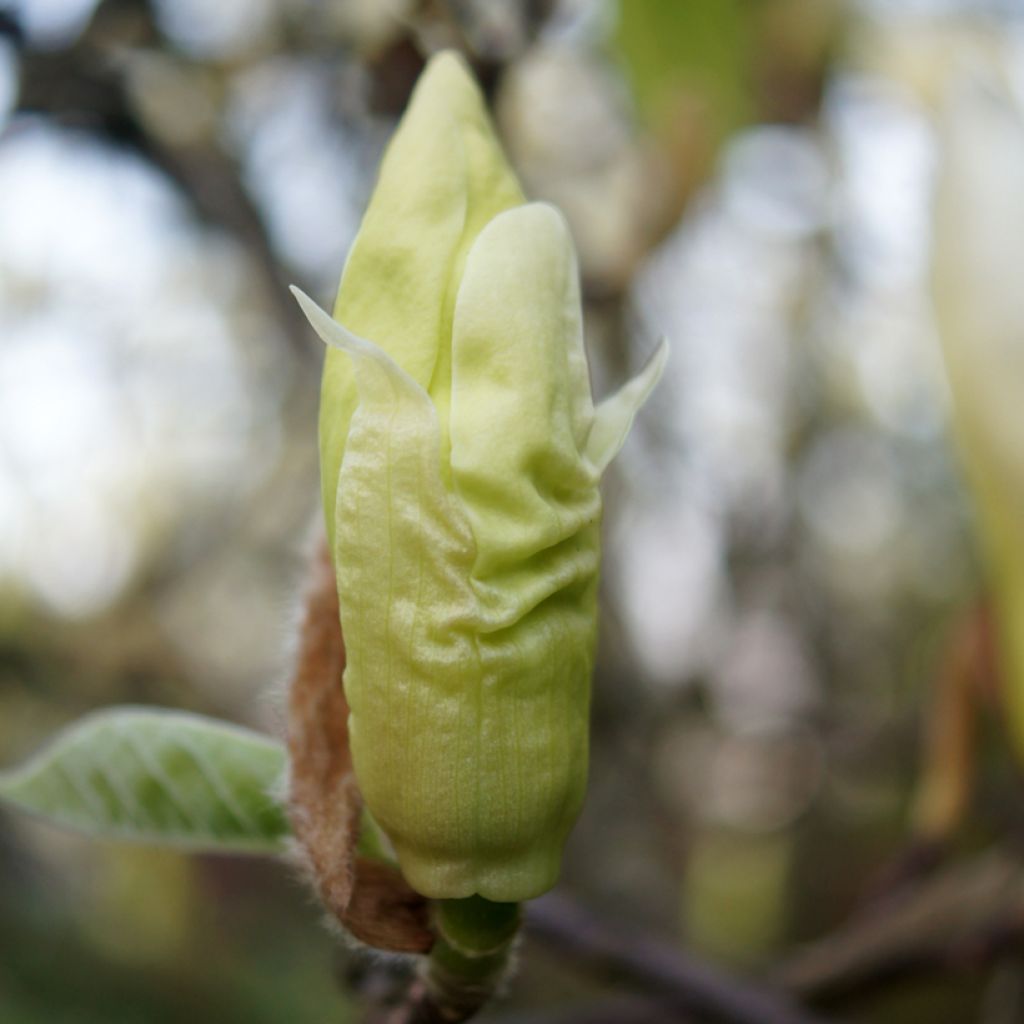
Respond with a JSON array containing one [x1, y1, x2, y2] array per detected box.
[[614, 0, 751, 141], [0, 707, 290, 854]]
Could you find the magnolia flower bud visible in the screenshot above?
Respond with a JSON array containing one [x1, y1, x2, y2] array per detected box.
[[292, 51, 666, 902]]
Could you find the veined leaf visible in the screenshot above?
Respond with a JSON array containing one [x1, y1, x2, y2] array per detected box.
[[0, 707, 290, 854]]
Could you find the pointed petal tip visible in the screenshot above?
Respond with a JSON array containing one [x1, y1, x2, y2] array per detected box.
[[424, 48, 472, 74], [291, 285, 365, 357], [288, 283, 310, 318], [291, 286, 340, 348], [289, 284, 319, 320], [411, 49, 484, 117], [421, 48, 477, 89], [585, 336, 669, 474], [292, 284, 430, 406], [648, 335, 670, 380]]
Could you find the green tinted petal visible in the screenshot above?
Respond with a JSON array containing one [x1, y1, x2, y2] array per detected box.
[[298, 290, 493, 899], [451, 203, 598, 590], [585, 338, 669, 473], [424, 63, 527, 477], [448, 203, 599, 900], [306, 53, 667, 903], [319, 51, 524, 554], [299, 242, 597, 901]]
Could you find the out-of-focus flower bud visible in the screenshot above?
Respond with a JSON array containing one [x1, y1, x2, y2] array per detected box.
[[933, 67, 1024, 754]]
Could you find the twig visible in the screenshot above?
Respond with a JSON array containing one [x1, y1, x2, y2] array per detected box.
[[527, 892, 833, 1024], [488, 997, 685, 1024], [777, 849, 1024, 1007]]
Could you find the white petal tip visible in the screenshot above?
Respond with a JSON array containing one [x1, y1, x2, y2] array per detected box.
[[291, 284, 430, 404], [290, 286, 352, 354], [585, 337, 669, 473]]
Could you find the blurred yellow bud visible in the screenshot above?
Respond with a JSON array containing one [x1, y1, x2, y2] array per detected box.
[[933, 67, 1024, 754]]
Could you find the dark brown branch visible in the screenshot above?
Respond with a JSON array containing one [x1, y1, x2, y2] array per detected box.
[[488, 997, 686, 1024], [527, 892, 833, 1024], [777, 849, 1024, 1007]]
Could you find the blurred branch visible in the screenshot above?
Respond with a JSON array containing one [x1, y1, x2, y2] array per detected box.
[[490, 996, 684, 1024], [777, 849, 1024, 1008], [526, 853, 1024, 1021], [10, 0, 316, 365], [526, 892, 832, 1024]]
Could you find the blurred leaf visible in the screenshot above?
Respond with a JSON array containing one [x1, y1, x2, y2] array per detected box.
[[0, 708, 289, 854], [684, 828, 791, 964], [613, 0, 751, 141]]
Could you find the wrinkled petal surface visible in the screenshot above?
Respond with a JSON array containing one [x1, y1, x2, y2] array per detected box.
[[305, 50, 668, 903]]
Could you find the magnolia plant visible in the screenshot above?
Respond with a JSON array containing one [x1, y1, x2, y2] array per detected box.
[[0, 51, 665, 1020]]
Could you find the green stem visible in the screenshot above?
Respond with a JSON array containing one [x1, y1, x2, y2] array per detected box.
[[413, 896, 521, 1023]]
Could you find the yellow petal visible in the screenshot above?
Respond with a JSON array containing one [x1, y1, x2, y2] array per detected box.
[[319, 51, 524, 555]]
